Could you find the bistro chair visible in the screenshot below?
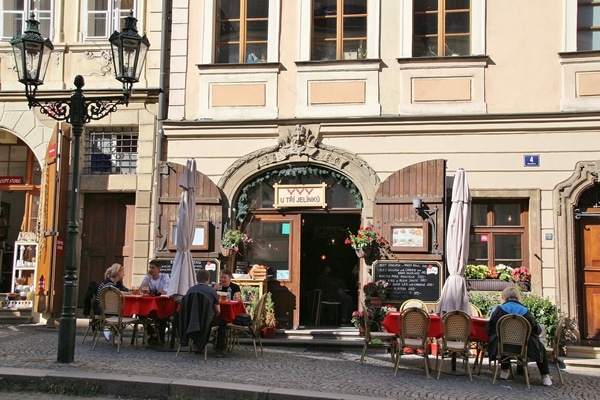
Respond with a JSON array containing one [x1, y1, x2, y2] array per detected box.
[[314, 289, 341, 326], [492, 314, 532, 388], [435, 310, 473, 381], [394, 307, 431, 377], [359, 302, 398, 365], [545, 316, 565, 384], [227, 293, 267, 357], [93, 286, 140, 353], [468, 303, 482, 317], [399, 299, 429, 313], [82, 296, 102, 344], [176, 291, 216, 361]]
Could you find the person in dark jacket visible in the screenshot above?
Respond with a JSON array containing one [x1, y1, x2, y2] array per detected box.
[[485, 286, 552, 386], [185, 269, 227, 358]]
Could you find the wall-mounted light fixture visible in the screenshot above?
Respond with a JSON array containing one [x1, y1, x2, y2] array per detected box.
[[413, 198, 439, 249]]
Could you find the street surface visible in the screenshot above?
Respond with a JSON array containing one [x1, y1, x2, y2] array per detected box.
[[0, 324, 599, 399]]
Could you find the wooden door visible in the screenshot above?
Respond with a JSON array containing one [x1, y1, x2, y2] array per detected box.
[[581, 213, 600, 342], [78, 193, 135, 308], [245, 214, 301, 329]]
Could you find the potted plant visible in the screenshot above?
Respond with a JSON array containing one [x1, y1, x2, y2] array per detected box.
[[363, 279, 388, 307], [511, 266, 531, 290], [345, 225, 384, 257], [220, 228, 253, 257], [262, 292, 277, 338]]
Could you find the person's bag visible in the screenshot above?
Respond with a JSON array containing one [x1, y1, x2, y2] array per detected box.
[[234, 313, 252, 326]]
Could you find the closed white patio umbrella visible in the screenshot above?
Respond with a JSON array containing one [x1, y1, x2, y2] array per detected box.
[[437, 168, 471, 315], [167, 158, 197, 300]]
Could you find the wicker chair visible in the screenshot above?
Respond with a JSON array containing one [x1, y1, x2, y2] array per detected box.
[[82, 296, 102, 344], [435, 310, 473, 381], [93, 286, 140, 352], [492, 314, 532, 388], [394, 307, 431, 377], [358, 302, 397, 364], [399, 299, 429, 313], [227, 293, 267, 357]]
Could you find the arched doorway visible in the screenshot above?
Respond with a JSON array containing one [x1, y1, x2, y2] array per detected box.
[[236, 165, 363, 329], [219, 124, 380, 329]]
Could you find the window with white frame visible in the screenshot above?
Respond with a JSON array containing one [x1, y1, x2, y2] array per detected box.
[[84, 127, 138, 175], [468, 200, 529, 269], [215, 0, 269, 64], [312, 0, 368, 61], [84, 0, 137, 40], [412, 0, 471, 57], [577, 0, 600, 51], [1, 0, 53, 40]]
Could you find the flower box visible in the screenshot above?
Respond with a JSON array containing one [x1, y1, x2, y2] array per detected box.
[[466, 279, 529, 291]]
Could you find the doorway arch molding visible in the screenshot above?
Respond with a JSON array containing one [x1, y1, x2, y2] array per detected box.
[[554, 160, 600, 317], [218, 124, 381, 220]]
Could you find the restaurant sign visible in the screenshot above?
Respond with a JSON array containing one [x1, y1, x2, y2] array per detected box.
[[273, 183, 327, 209]]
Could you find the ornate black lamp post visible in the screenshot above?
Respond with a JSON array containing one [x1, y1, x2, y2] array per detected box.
[[10, 12, 150, 364]]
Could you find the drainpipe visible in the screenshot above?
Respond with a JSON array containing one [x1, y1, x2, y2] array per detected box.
[[154, 0, 172, 250]]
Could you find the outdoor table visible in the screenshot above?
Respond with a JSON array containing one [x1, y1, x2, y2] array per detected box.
[[122, 295, 176, 319], [219, 301, 247, 324], [381, 312, 443, 338]]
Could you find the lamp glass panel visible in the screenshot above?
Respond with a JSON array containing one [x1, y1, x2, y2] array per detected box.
[[12, 41, 25, 80], [110, 40, 122, 78], [24, 40, 44, 81]]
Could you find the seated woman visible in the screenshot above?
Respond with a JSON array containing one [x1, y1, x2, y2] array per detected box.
[[485, 286, 552, 386]]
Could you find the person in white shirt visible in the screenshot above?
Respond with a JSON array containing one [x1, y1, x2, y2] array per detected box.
[[139, 259, 170, 344], [140, 259, 170, 295]]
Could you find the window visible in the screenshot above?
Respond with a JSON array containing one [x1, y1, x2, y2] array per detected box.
[[1, 0, 53, 40], [312, 0, 367, 60], [84, 127, 138, 175], [84, 0, 137, 40], [413, 0, 471, 57], [215, 0, 269, 63], [577, 0, 600, 51], [468, 200, 528, 269]]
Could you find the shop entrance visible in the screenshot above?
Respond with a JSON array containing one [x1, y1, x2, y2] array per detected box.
[[299, 213, 361, 327]]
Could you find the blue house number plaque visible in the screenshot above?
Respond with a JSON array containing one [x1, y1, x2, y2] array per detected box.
[[524, 154, 540, 167]]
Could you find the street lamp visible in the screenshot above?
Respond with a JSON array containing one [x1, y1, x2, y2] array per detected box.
[[10, 11, 149, 364]]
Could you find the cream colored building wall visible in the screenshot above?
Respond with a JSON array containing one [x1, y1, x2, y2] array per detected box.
[[484, 0, 562, 113]]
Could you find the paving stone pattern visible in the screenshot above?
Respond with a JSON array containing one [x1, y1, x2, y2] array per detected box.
[[0, 324, 599, 399]]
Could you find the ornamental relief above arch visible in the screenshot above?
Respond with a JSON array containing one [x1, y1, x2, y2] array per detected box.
[[218, 124, 381, 216]]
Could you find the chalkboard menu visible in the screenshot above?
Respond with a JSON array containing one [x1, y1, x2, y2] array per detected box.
[[373, 261, 442, 302], [154, 258, 221, 285]]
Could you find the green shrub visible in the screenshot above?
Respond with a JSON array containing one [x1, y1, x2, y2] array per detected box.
[[468, 291, 500, 317]]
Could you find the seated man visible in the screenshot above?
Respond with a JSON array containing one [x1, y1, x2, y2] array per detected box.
[[185, 269, 228, 358]]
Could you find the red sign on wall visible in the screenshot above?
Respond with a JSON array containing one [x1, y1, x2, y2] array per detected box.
[[56, 236, 64, 255], [0, 176, 24, 184]]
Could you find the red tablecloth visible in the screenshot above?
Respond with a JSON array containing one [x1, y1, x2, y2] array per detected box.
[[381, 312, 489, 342], [122, 295, 176, 319], [219, 301, 247, 324]]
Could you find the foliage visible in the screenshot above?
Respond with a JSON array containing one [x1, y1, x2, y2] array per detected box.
[[511, 266, 531, 282], [468, 291, 500, 317], [351, 304, 396, 331], [263, 292, 277, 328], [221, 229, 253, 251], [345, 225, 384, 250], [465, 264, 490, 280], [493, 264, 513, 281], [363, 280, 389, 300], [241, 285, 260, 317], [236, 165, 363, 221]]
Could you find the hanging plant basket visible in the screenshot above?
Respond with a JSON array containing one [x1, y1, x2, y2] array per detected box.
[[368, 296, 382, 308], [355, 245, 373, 258], [221, 247, 234, 257]]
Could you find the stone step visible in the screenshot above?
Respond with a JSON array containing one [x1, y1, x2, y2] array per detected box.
[[0, 308, 33, 324]]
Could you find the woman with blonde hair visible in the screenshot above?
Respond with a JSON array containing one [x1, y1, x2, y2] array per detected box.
[[95, 263, 130, 303]]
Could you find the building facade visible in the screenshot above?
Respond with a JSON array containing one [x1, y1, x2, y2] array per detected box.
[[1, 1, 600, 345]]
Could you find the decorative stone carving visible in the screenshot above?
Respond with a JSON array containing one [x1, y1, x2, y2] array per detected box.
[[275, 124, 319, 161], [83, 50, 113, 76]]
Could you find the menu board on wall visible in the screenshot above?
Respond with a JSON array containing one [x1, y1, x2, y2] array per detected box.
[[373, 260, 442, 302], [155, 258, 221, 285]]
